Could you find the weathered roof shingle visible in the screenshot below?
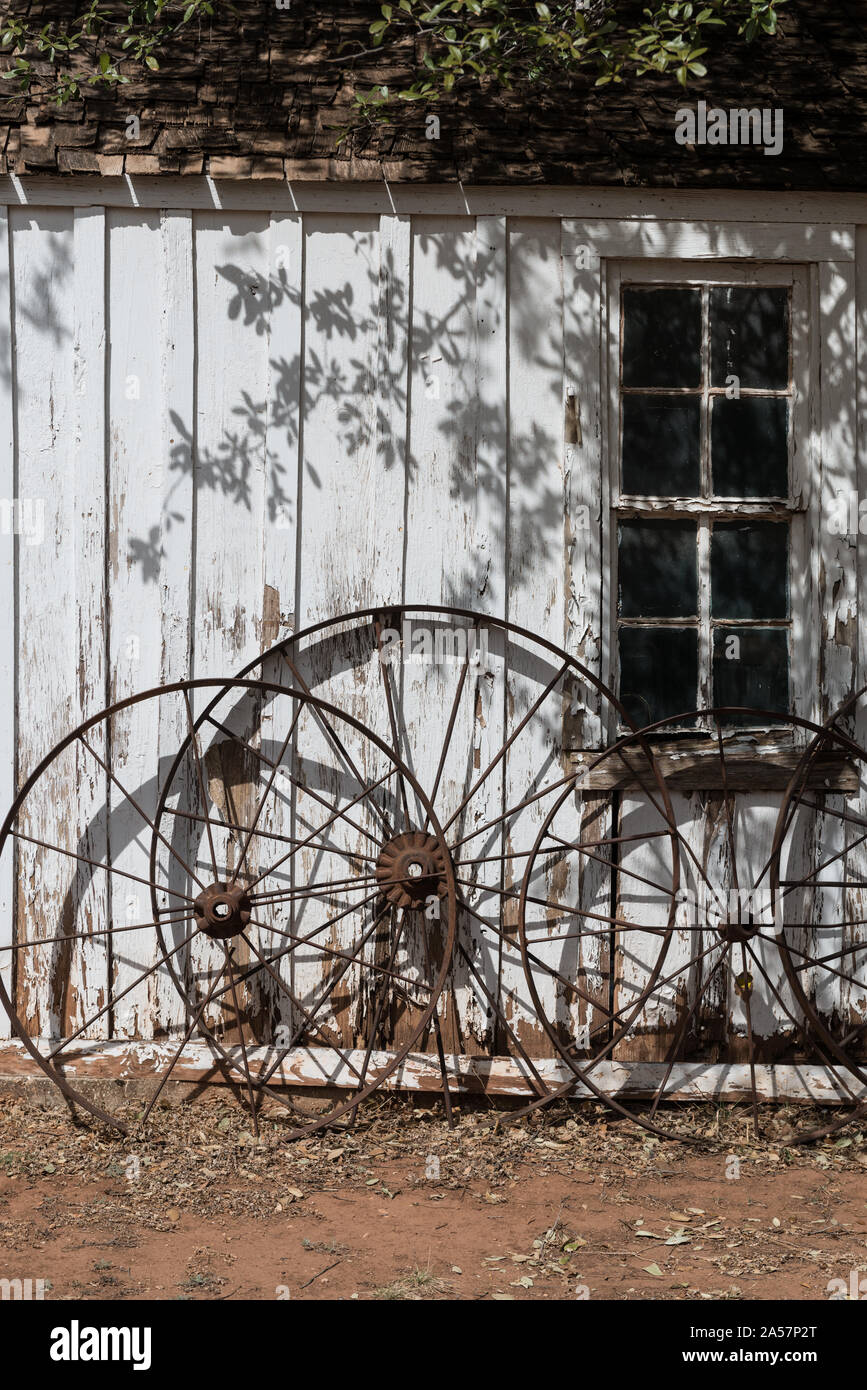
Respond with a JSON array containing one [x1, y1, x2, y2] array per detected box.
[[1, 0, 865, 187]]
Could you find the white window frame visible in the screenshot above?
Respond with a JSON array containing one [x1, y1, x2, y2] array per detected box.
[[601, 257, 819, 744]]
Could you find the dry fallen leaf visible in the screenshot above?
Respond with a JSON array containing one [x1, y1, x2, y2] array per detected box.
[[665, 1230, 692, 1246]]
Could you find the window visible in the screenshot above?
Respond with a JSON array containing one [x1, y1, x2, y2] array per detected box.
[[608, 264, 810, 732]]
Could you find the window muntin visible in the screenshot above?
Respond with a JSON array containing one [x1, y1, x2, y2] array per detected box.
[[614, 277, 797, 730]]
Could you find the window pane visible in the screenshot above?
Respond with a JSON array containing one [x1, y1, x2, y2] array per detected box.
[[709, 286, 789, 390], [619, 628, 698, 726], [622, 396, 701, 495], [710, 397, 788, 498], [711, 521, 788, 620], [713, 628, 789, 717], [619, 520, 698, 618], [622, 287, 702, 388]]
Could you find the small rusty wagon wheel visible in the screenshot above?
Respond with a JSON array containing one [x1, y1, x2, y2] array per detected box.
[[519, 707, 867, 1145], [769, 692, 867, 1141], [200, 605, 683, 1119], [0, 678, 456, 1136]]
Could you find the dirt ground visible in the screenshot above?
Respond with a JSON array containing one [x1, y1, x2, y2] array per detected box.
[[1, 1087, 866, 1302]]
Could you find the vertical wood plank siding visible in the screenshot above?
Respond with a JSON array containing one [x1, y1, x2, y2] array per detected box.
[[1, 206, 864, 1055]]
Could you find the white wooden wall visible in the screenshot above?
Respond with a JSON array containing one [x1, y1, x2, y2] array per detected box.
[[0, 187, 865, 1061]]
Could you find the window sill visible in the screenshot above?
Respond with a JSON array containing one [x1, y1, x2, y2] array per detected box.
[[568, 743, 859, 794]]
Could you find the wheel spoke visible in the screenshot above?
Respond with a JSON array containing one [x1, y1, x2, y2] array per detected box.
[[544, 831, 674, 899], [228, 693, 306, 888], [239, 930, 366, 1085], [162, 804, 378, 865], [12, 829, 196, 903], [222, 946, 260, 1134], [49, 921, 199, 1057], [241, 768, 398, 894], [743, 940, 861, 1103], [141, 954, 228, 1123], [738, 942, 761, 1138], [79, 733, 206, 891], [716, 718, 741, 895], [248, 917, 432, 996], [1, 905, 191, 953], [459, 876, 668, 938], [183, 688, 220, 881], [374, 617, 412, 828], [256, 901, 393, 1090], [455, 939, 549, 1099], [352, 914, 408, 1095], [648, 940, 731, 1118], [279, 646, 393, 838], [442, 662, 570, 834], [421, 652, 470, 833], [203, 713, 385, 853]]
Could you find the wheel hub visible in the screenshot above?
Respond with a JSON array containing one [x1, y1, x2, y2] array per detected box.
[[716, 916, 761, 945], [193, 881, 253, 940], [375, 831, 449, 909]]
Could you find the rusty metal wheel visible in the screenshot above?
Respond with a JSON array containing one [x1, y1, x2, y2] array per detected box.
[[519, 707, 867, 1144], [209, 605, 683, 1119], [768, 693, 867, 1140], [0, 678, 456, 1136]]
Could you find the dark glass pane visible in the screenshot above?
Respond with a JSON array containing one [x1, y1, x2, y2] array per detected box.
[[710, 397, 788, 498], [713, 628, 789, 719], [622, 287, 702, 388], [622, 396, 701, 495], [619, 520, 698, 618], [619, 628, 698, 727], [711, 522, 788, 620], [709, 286, 789, 389]]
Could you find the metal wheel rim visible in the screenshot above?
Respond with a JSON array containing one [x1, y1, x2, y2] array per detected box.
[[519, 706, 867, 1145], [207, 605, 683, 1119], [0, 678, 456, 1136]]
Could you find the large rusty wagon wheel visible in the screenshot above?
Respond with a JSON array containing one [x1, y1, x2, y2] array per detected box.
[[201, 605, 684, 1120], [0, 678, 456, 1136], [519, 707, 867, 1145]]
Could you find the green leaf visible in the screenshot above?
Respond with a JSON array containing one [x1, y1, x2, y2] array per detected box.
[[381, 3, 393, 17], [145, 54, 159, 69], [98, 51, 111, 72]]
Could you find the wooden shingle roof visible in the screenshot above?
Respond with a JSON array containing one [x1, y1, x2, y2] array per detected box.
[[1, 0, 865, 188]]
